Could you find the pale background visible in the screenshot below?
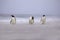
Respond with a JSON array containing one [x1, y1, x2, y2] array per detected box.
[[0, 0, 60, 17]]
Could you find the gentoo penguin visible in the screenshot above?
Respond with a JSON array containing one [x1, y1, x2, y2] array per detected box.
[[40, 15, 46, 24], [10, 15, 16, 24], [29, 16, 34, 24]]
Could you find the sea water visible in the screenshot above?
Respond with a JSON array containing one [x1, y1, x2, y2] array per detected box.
[[0, 16, 60, 24]]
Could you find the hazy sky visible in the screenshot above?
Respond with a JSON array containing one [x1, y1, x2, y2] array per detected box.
[[0, 0, 60, 16]]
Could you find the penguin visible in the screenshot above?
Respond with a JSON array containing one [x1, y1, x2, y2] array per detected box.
[[29, 16, 34, 24], [10, 15, 16, 24], [40, 15, 46, 24]]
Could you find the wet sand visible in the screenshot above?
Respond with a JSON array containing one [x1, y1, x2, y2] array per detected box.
[[0, 21, 60, 40]]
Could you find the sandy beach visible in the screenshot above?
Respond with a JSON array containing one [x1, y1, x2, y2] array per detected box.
[[0, 19, 60, 40]]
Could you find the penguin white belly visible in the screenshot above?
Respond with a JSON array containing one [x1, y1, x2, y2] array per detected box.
[[10, 18, 16, 24], [41, 17, 46, 24], [29, 19, 34, 24]]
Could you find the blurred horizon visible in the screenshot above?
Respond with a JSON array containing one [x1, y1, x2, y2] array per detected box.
[[0, 13, 60, 18]]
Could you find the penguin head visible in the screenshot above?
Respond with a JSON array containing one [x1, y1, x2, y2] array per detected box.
[[43, 15, 45, 17], [32, 16, 34, 20], [11, 15, 15, 17]]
